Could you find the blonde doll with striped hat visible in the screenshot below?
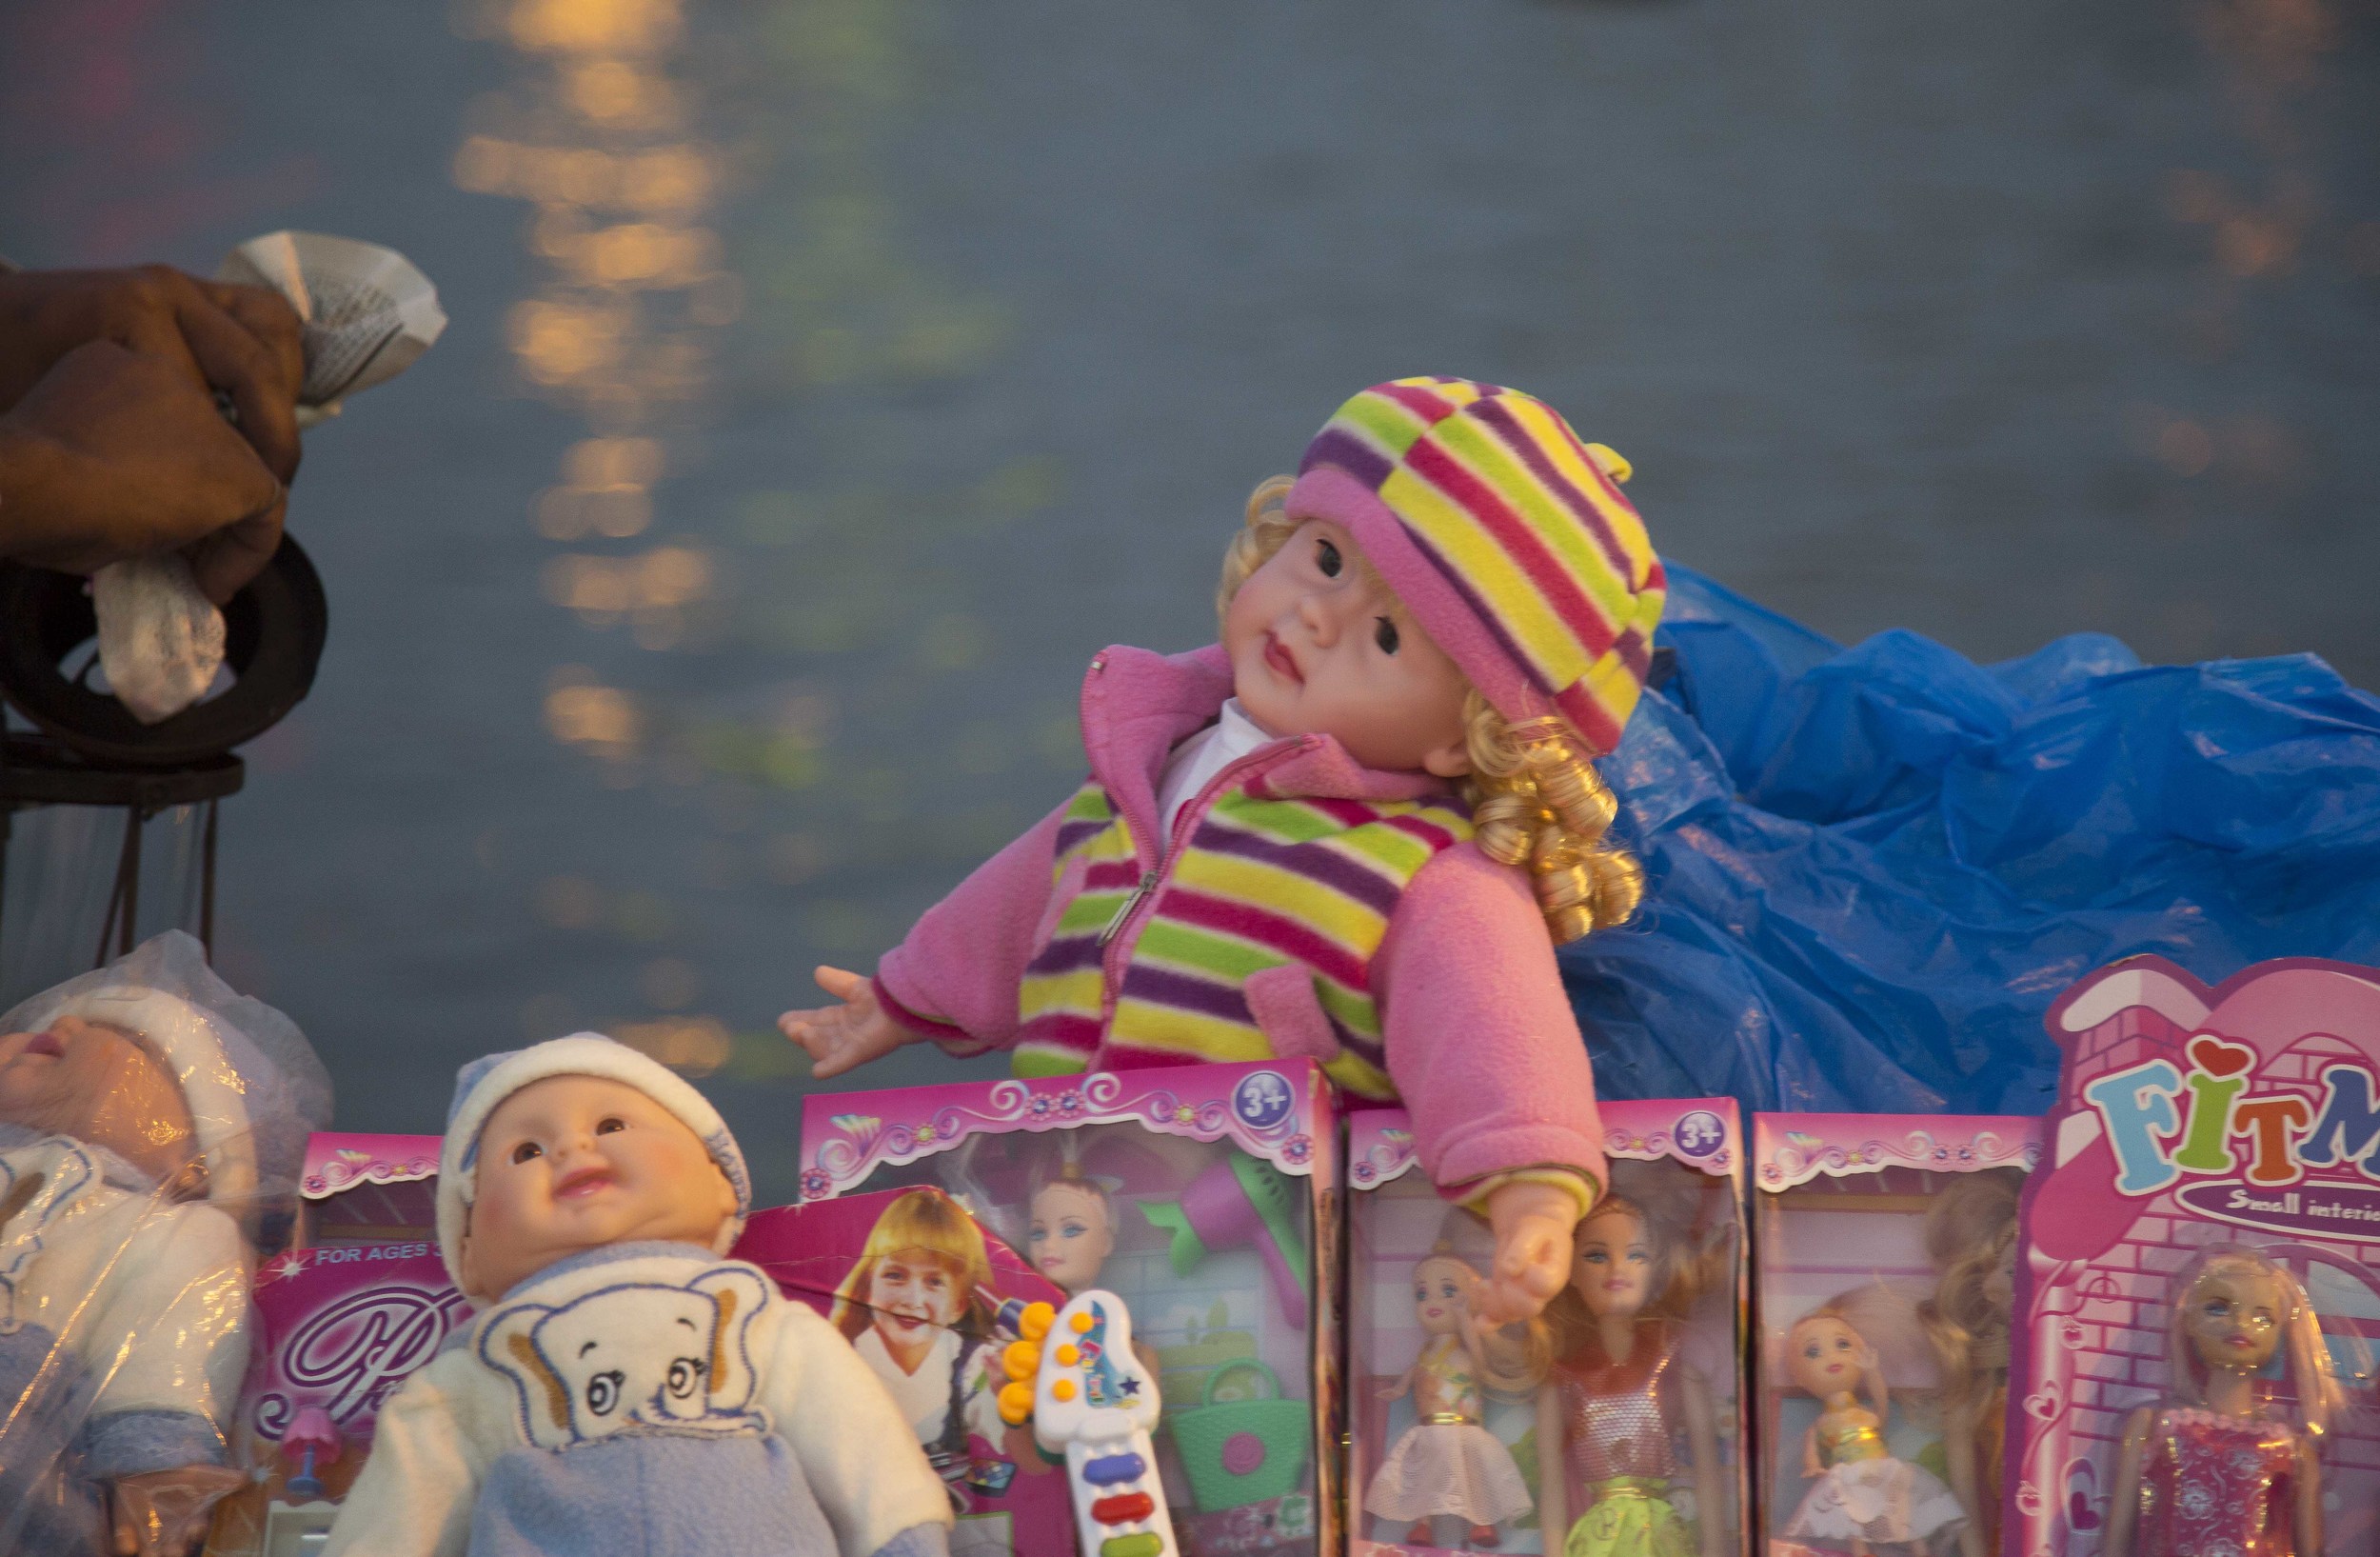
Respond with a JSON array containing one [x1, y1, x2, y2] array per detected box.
[[783, 377, 1665, 1323]]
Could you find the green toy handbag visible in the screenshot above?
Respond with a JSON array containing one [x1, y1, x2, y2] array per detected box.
[[1165, 1359, 1311, 1512]]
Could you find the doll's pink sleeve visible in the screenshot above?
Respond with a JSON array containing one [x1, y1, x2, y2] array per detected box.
[[872, 795, 1073, 1057], [1374, 844, 1608, 1203]]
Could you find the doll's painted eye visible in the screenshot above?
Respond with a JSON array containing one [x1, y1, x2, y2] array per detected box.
[[1803, 1342, 1823, 1360], [1029, 1223, 1048, 1245], [1374, 617, 1400, 654], [586, 1369, 625, 1415], [666, 1357, 704, 1398], [1316, 538, 1343, 578], [595, 1116, 625, 1135], [511, 1141, 543, 1165], [1061, 1219, 1087, 1240]]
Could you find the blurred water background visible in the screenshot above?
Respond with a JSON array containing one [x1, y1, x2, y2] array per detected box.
[[2, 0, 2374, 1202]]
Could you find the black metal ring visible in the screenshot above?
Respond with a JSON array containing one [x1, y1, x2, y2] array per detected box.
[[0, 536, 328, 768]]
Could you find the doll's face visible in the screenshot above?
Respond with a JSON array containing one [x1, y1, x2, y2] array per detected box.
[[460, 1073, 737, 1302], [1412, 1258, 1475, 1336], [1028, 1181, 1114, 1292], [0, 1015, 196, 1185], [867, 1248, 965, 1341], [1788, 1316, 1870, 1397], [1224, 519, 1474, 778], [2184, 1266, 2286, 1373], [1572, 1206, 1656, 1319]]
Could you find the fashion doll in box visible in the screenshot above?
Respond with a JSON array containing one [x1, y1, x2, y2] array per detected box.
[[0, 930, 328, 1557], [1914, 1172, 2019, 1557], [1366, 1249, 1533, 1549], [829, 1185, 1023, 1495], [786, 377, 1670, 1325], [325, 1035, 950, 1557], [1521, 1175, 1731, 1557], [1025, 1151, 1117, 1297], [1776, 1305, 1965, 1556], [2102, 1244, 2341, 1557]]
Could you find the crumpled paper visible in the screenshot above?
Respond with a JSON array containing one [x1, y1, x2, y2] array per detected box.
[[93, 233, 444, 725]]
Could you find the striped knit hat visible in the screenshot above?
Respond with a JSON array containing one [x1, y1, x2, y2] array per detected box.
[[1287, 377, 1666, 756]]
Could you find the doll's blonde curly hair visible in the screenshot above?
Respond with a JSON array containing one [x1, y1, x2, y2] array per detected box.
[[1220, 475, 1646, 944]]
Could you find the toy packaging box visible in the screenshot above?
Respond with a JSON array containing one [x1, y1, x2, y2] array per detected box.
[[2011, 956, 2380, 1557], [204, 1133, 464, 1557], [1347, 1100, 1747, 1557], [1751, 1113, 2042, 1557], [793, 1059, 1341, 1557]]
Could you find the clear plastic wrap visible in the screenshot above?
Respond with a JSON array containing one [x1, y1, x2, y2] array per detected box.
[[0, 930, 331, 1557], [1348, 1101, 1746, 1557], [1750, 1113, 2041, 1557]]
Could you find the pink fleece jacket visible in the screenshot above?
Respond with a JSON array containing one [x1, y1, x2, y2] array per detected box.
[[873, 643, 1607, 1205]]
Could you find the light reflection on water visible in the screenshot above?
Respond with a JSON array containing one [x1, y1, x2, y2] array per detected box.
[[0, 0, 2372, 1202]]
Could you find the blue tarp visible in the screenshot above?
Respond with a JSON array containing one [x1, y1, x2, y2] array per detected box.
[[1561, 564, 2380, 1117]]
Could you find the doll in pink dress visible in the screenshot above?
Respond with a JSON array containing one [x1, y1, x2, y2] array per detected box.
[[2103, 1245, 2341, 1557], [783, 378, 1670, 1325], [1523, 1188, 1732, 1557], [1366, 1251, 1533, 1549]]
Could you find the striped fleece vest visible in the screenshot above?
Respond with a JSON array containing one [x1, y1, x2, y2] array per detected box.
[[1013, 775, 1473, 1101]]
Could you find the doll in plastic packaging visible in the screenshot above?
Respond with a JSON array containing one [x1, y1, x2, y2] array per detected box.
[[324, 1035, 952, 1557], [1914, 1172, 2018, 1557], [785, 377, 1670, 1325], [1777, 1304, 1965, 1556], [1521, 1175, 1731, 1557], [0, 929, 329, 1557], [827, 1185, 1018, 1490], [1025, 1147, 1117, 1297], [1365, 1248, 1532, 1549], [2101, 1244, 2340, 1557]]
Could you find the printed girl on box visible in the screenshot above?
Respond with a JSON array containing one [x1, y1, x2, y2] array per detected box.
[[784, 377, 1665, 1322], [828, 1187, 1014, 1486]]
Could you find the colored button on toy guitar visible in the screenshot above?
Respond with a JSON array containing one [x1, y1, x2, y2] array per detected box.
[[1100, 1535, 1163, 1557], [1082, 1453, 1145, 1486], [1091, 1492, 1156, 1526]]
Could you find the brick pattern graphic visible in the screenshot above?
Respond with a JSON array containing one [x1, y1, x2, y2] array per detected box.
[[2012, 961, 2380, 1557]]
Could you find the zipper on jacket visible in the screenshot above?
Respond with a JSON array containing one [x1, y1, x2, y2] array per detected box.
[[1094, 735, 1316, 1021], [1097, 871, 1159, 947]]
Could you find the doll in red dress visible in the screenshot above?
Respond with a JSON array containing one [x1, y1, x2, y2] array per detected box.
[[2104, 1245, 2343, 1557]]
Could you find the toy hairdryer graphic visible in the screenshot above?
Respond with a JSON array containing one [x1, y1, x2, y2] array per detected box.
[[1140, 1155, 1308, 1328], [280, 1406, 343, 1499], [996, 1290, 1178, 1557]]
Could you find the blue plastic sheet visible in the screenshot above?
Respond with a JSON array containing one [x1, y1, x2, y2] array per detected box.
[[1561, 564, 2380, 1117]]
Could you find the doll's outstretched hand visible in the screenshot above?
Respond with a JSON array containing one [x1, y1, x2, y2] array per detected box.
[[1473, 1180, 1578, 1327], [778, 966, 912, 1078]]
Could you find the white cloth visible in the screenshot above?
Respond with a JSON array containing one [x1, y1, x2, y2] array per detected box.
[[852, 1324, 1005, 1448], [0, 1137, 248, 1434], [323, 1244, 950, 1557], [1155, 698, 1281, 849]]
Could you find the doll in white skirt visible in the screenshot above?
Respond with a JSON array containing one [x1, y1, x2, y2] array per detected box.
[[1367, 1252, 1532, 1549], [1779, 1308, 1965, 1556]]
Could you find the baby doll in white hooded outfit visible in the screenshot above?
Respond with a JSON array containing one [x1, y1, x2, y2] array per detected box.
[[326, 1033, 953, 1557], [0, 930, 331, 1557]]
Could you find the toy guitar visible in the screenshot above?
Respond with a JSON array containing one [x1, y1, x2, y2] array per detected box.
[[996, 1289, 1177, 1557]]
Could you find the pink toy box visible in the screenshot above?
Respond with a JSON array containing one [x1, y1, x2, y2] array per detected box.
[[1752, 1113, 2042, 1557], [795, 1059, 1341, 1557], [2010, 956, 2380, 1557], [205, 1133, 461, 1557], [1347, 1100, 1747, 1557]]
